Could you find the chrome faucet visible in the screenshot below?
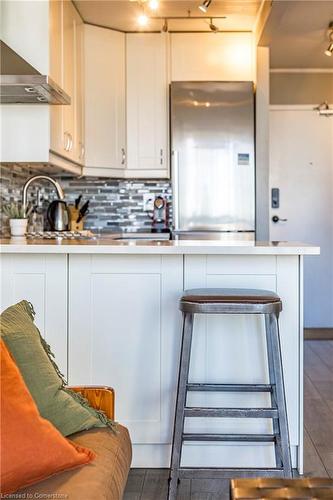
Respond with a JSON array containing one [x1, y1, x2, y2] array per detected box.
[[22, 175, 64, 216]]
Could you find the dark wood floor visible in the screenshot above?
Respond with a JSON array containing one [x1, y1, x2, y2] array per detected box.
[[123, 340, 333, 499]]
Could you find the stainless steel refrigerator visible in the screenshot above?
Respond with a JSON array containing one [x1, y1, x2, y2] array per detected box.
[[171, 81, 255, 239]]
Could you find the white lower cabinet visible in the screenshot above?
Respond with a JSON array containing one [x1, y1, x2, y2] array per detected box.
[[68, 254, 183, 466], [0, 254, 68, 377]]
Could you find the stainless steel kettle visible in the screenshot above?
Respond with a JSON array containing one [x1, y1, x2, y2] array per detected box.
[[47, 200, 70, 231]]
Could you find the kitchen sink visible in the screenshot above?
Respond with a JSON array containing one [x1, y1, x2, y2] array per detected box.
[[113, 232, 171, 241]]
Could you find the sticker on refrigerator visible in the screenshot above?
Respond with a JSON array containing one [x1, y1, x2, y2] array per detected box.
[[238, 153, 250, 166]]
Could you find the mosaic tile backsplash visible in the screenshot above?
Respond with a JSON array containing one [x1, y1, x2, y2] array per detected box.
[[0, 164, 172, 235]]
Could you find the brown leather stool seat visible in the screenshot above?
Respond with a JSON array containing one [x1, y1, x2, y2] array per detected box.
[[180, 288, 282, 314], [231, 477, 333, 499]]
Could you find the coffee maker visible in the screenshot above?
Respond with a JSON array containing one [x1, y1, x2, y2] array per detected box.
[[151, 196, 170, 233]]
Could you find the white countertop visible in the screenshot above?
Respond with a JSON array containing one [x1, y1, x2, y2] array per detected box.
[[0, 238, 320, 255]]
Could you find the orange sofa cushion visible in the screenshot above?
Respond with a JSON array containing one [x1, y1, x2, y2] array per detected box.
[[0, 340, 96, 495]]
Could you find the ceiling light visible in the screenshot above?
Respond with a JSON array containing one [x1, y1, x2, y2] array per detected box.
[[148, 0, 159, 10], [138, 10, 148, 26], [325, 42, 333, 56], [198, 0, 212, 13]]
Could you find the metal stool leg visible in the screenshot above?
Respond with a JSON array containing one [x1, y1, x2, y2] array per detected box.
[[265, 314, 283, 469], [266, 313, 292, 477], [168, 313, 194, 500]]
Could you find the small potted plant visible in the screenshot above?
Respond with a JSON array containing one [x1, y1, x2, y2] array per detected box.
[[3, 202, 33, 237]]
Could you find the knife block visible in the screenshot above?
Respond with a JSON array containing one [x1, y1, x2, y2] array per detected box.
[[68, 206, 84, 232]]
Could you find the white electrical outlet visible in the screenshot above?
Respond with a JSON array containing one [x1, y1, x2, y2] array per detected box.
[[143, 193, 154, 212]]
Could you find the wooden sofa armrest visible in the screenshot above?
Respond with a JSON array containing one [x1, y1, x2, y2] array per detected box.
[[69, 386, 115, 420]]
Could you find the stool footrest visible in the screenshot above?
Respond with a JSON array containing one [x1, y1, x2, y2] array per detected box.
[[186, 383, 272, 393], [177, 468, 285, 479], [182, 433, 276, 442], [184, 407, 279, 418]]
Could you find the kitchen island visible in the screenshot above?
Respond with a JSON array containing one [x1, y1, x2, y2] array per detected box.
[[0, 238, 319, 473]]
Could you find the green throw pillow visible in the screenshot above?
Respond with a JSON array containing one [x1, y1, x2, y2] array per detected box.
[[0, 300, 117, 436]]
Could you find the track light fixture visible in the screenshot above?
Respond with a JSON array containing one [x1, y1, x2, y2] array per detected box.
[[209, 17, 219, 32], [325, 42, 333, 57], [198, 0, 212, 13], [325, 22, 333, 56], [161, 18, 168, 32]]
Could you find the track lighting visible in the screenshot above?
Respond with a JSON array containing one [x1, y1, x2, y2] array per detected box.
[[198, 0, 212, 13], [324, 22, 333, 56], [209, 17, 218, 32], [314, 102, 333, 116], [325, 42, 333, 57]]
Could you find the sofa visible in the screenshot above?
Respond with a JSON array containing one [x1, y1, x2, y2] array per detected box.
[[18, 386, 132, 499]]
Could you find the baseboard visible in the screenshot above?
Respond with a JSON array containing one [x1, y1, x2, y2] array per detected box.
[[304, 328, 333, 340]]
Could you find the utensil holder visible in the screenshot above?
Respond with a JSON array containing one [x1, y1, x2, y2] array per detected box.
[[68, 206, 84, 232]]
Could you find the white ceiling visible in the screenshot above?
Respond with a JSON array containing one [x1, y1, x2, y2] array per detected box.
[[74, 0, 262, 32], [74, 0, 333, 68], [260, 1, 333, 68]]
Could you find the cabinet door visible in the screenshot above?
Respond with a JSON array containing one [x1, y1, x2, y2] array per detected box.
[[73, 8, 85, 164], [83, 25, 126, 176], [61, 0, 76, 161], [69, 255, 183, 463], [0, 255, 68, 377], [126, 34, 169, 178], [50, 1, 84, 166], [50, 0, 63, 155], [171, 33, 254, 81]]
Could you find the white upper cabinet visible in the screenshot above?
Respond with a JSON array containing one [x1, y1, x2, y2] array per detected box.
[[50, 0, 85, 166], [61, 0, 76, 162], [74, 10, 85, 165], [84, 30, 169, 179], [171, 33, 255, 81], [126, 34, 169, 178], [83, 25, 126, 176], [1, 0, 84, 174], [49, 0, 64, 156]]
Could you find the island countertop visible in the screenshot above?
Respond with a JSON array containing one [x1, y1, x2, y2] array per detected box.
[[0, 237, 320, 255]]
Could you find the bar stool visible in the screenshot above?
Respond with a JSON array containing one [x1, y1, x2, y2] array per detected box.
[[168, 288, 292, 500]]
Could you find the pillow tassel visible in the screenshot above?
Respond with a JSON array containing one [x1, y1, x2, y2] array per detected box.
[[40, 330, 118, 434], [63, 387, 119, 435]]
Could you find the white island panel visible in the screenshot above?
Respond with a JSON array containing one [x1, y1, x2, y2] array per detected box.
[[68, 254, 183, 465], [0, 254, 68, 376]]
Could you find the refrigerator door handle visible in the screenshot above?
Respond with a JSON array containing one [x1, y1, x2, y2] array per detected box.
[[171, 150, 180, 231]]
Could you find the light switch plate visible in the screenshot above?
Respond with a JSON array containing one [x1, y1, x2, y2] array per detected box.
[[143, 193, 154, 212]]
